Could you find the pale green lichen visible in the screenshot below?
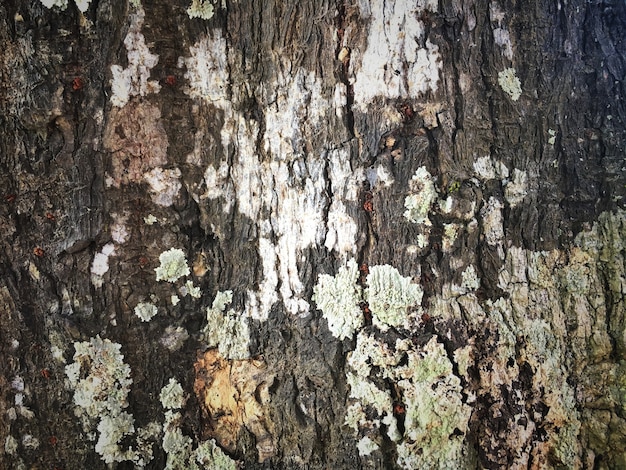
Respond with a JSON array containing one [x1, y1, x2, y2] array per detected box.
[[403, 166, 437, 225], [443, 223, 460, 252], [312, 259, 363, 340], [4, 435, 18, 455], [498, 67, 522, 101], [548, 128, 556, 145], [395, 338, 472, 469], [155, 248, 190, 283], [134, 302, 158, 322], [160, 378, 186, 410], [65, 336, 155, 465], [182, 280, 202, 299], [187, 0, 215, 20], [365, 265, 423, 331], [162, 402, 235, 470], [345, 332, 472, 468], [203, 291, 250, 360]]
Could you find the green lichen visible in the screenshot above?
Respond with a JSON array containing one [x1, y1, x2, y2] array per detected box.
[[155, 248, 190, 283], [203, 291, 250, 360], [162, 403, 235, 469], [134, 302, 158, 322], [312, 259, 363, 340], [187, 0, 215, 20], [403, 166, 437, 225], [344, 332, 472, 468], [160, 378, 186, 410], [498, 67, 522, 101], [65, 336, 156, 465], [395, 338, 472, 470], [365, 265, 423, 331]]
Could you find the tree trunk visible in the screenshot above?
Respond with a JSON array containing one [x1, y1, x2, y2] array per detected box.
[[1, 0, 625, 468]]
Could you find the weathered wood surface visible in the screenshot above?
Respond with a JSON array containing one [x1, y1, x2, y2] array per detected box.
[[0, 0, 625, 468]]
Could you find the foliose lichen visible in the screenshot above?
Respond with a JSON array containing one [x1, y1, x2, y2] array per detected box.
[[202, 291, 250, 360], [134, 302, 158, 322], [155, 248, 191, 283], [365, 265, 423, 331], [187, 0, 215, 20], [65, 336, 156, 465], [498, 67, 522, 101], [160, 378, 186, 410], [403, 166, 437, 225], [312, 259, 363, 340]]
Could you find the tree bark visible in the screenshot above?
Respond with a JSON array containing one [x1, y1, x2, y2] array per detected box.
[[1, 0, 625, 469]]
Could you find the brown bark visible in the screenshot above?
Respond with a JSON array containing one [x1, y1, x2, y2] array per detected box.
[[1, 0, 625, 469]]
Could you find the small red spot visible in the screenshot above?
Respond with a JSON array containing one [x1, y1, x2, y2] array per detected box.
[[4, 194, 16, 203], [45, 212, 56, 221], [359, 263, 369, 276], [33, 247, 45, 257], [393, 402, 406, 416], [421, 312, 431, 323], [138, 256, 149, 268], [165, 75, 177, 86], [360, 302, 372, 323], [49, 436, 58, 446], [363, 200, 373, 212], [41, 368, 51, 379], [72, 77, 83, 91]]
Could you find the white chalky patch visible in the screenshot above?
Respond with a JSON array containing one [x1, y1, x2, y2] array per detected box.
[[110, 6, 160, 107], [353, 0, 441, 110]]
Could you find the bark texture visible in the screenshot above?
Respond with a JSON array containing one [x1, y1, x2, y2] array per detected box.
[[1, 0, 625, 469]]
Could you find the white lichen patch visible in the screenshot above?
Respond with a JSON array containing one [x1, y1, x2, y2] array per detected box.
[[181, 280, 202, 299], [498, 67, 522, 101], [548, 128, 557, 145], [181, 32, 229, 104], [4, 435, 18, 455], [443, 223, 460, 252], [395, 338, 472, 469], [65, 336, 154, 465], [134, 302, 158, 322], [41, 0, 90, 12], [160, 326, 189, 352], [160, 378, 186, 410], [111, 214, 129, 244], [345, 332, 471, 469], [161, 391, 236, 470], [144, 214, 158, 225], [312, 259, 363, 340], [504, 168, 528, 207], [366, 265, 423, 331], [187, 0, 215, 20], [461, 265, 481, 291], [143, 168, 181, 207], [110, 6, 160, 107], [155, 248, 190, 283], [202, 291, 250, 360], [403, 166, 437, 225], [481, 197, 505, 248], [91, 243, 116, 287], [353, 0, 441, 110], [473, 156, 509, 181]]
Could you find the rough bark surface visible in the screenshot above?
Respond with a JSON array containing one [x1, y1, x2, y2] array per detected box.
[[1, 0, 625, 469]]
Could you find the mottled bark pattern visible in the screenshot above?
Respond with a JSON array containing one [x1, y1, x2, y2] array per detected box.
[[0, 0, 625, 469]]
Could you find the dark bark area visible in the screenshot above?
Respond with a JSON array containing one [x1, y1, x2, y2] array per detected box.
[[0, 0, 625, 469]]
